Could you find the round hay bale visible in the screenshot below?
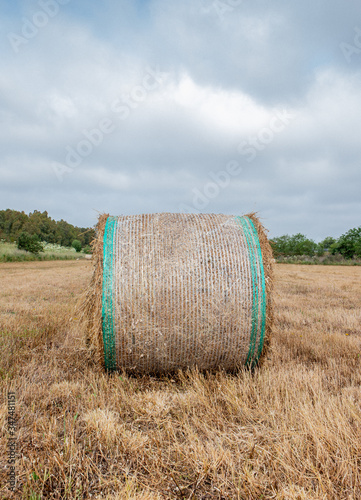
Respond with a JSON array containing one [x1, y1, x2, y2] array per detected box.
[[82, 213, 273, 374]]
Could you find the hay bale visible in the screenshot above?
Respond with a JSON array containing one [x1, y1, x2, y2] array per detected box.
[[82, 213, 273, 374]]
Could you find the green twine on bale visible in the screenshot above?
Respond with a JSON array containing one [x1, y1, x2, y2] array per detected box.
[[235, 216, 267, 367], [102, 216, 118, 371]]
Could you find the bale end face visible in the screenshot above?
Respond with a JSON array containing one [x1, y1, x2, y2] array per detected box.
[[79, 213, 108, 367]]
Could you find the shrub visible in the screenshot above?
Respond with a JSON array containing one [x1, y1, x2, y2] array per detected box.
[[17, 232, 43, 254], [82, 245, 92, 254], [72, 240, 82, 253]]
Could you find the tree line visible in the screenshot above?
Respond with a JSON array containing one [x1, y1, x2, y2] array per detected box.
[[0, 209, 95, 251], [2, 209, 359, 260], [270, 227, 361, 259]]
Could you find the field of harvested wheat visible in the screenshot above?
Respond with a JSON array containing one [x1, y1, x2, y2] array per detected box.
[[0, 261, 360, 499]]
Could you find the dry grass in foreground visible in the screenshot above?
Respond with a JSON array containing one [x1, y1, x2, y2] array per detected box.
[[0, 261, 360, 499]]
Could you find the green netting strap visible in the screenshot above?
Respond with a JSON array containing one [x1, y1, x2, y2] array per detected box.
[[246, 217, 267, 363], [235, 216, 267, 366], [239, 216, 259, 365], [102, 216, 118, 371]]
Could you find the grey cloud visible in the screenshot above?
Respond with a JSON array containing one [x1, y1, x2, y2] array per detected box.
[[0, 0, 360, 240]]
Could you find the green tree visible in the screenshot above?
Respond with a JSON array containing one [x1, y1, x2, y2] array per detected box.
[[0, 209, 95, 247], [270, 234, 317, 257], [270, 235, 290, 257], [332, 227, 361, 259], [18, 232, 44, 254], [316, 243, 325, 257], [322, 237, 337, 250], [316, 237, 337, 257], [289, 233, 317, 256], [72, 239, 82, 252], [355, 240, 361, 258]]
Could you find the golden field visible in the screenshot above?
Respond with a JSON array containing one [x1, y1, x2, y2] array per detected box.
[[0, 261, 360, 499]]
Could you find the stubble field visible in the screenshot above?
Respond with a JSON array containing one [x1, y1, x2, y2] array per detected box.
[[0, 261, 360, 499]]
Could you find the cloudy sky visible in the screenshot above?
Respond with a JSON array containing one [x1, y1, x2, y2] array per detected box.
[[1, 0, 361, 239]]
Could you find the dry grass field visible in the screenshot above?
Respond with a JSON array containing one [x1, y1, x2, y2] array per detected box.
[[0, 261, 360, 499]]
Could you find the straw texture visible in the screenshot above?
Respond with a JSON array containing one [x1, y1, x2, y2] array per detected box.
[[84, 212, 273, 374]]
